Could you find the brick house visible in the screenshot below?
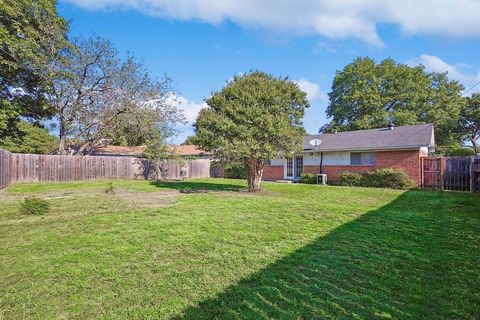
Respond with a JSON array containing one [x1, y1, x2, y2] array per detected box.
[[263, 124, 435, 186]]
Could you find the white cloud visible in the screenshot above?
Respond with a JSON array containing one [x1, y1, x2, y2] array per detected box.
[[165, 95, 206, 144], [61, 0, 480, 45], [295, 79, 328, 103], [408, 54, 480, 93], [176, 96, 207, 124], [165, 94, 206, 124]]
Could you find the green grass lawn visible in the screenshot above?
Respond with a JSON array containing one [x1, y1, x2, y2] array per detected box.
[[0, 179, 479, 319]]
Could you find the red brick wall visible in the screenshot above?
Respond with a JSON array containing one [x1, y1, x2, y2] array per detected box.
[[262, 149, 422, 185], [374, 150, 421, 185], [263, 165, 283, 181], [304, 149, 422, 185]]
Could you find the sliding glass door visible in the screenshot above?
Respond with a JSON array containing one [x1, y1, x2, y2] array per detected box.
[[294, 156, 303, 179], [285, 156, 303, 179]]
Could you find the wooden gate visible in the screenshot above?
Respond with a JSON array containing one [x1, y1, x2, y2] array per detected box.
[[421, 157, 442, 190], [421, 156, 480, 192]]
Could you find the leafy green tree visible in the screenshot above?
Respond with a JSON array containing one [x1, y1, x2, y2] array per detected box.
[[323, 57, 465, 147], [0, 0, 70, 140], [143, 131, 182, 181], [195, 71, 309, 192], [456, 93, 480, 154], [182, 135, 198, 145], [0, 121, 57, 154]]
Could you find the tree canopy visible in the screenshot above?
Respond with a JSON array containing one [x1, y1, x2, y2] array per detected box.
[[0, 121, 57, 154], [46, 36, 183, 155], [322, 57, 466, 147], [456, 93, 480, 154], [195, 71, 309, 191], [0, 0, 70, 150]]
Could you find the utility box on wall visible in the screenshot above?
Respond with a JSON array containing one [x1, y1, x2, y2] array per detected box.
[[317, 173, 327, 185]]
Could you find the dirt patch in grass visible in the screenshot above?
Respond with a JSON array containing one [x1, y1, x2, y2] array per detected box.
[[114, 190, 178, 208], [0, 189, 180, 225]]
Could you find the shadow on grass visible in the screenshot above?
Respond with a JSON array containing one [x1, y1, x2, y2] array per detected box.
[[150, 180, 245, 193], [175, 191, 480, 319]]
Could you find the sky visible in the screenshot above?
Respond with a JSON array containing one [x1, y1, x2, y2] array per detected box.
[[57, 0, 480, 143]]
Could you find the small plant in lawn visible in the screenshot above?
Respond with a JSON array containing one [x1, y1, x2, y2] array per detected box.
[[105, 181, 115, 194], [300, 173, 317, 184], [20, 197, 50, 215]]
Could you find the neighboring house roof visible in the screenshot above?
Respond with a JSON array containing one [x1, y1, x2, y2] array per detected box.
[[172, 145, 211, 157], [92, 145, 209, 157], [93, 145, 147, 157], [303, 124, 435, 152]]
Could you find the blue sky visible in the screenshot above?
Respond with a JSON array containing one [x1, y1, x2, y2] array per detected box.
[[58, 0, 480, 143]]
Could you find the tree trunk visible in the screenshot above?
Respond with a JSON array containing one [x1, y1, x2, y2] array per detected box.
[[58, 114, 67, 155], [58, 130, 67, 155], [245, 160, 264, 192], [76, 142, 90, 156], [153, 160, 162, 181]]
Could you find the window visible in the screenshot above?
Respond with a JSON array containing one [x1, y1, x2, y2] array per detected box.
[[350, 152, 375, 165]]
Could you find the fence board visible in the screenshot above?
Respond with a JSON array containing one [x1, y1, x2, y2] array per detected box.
[[0, 148, 12, 189], [0, 148, 213, 187]]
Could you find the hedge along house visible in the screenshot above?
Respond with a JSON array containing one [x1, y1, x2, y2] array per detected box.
[[263, 124, 435, 185]]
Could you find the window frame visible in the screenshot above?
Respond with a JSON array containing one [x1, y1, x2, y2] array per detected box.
[[350, 152, 375, 166]]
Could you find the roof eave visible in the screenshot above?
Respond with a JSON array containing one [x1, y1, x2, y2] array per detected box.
[[301, 145, 429, 153]]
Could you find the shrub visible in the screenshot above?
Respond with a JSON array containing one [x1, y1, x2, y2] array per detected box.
[[105, 181, 115, 194], [365, 168, 413, 189], [300, 172, 317, 184], [340, 168, 413, 189], [340, 172, 365, 187], [20, 196, 50, 215], [223, 162, 247, 179]]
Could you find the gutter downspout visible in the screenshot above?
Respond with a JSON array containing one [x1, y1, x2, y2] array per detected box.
[[319, 152, 323, 174]]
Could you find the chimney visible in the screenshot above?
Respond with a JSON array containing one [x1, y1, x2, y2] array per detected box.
[[388, 124, 394, 130]]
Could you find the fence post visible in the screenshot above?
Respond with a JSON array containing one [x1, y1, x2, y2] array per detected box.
[[470, 155, 475, 192], [440, 157, 445, 191], [420, 157, 424, 188]]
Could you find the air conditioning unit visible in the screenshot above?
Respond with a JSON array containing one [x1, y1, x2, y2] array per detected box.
[[316, 173, 327, 185]]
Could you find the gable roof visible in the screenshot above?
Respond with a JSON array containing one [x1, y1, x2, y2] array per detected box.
[[303, 124, 434, 152]]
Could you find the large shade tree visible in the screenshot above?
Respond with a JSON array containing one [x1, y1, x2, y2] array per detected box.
[[0, 0, 70, 150], [194, 71, 309, 192], [46, 36, 183, 155], [322, 57, 465, 148]]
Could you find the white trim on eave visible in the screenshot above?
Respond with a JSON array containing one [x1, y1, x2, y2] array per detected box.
[[300, 145, 428, 153]]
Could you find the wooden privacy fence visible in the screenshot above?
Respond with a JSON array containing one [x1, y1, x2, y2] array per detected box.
[[0, 148, 213, 189], [421, 156, 480, 192]]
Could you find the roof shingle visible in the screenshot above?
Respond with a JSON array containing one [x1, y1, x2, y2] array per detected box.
[[302, 124, 434, 152]]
